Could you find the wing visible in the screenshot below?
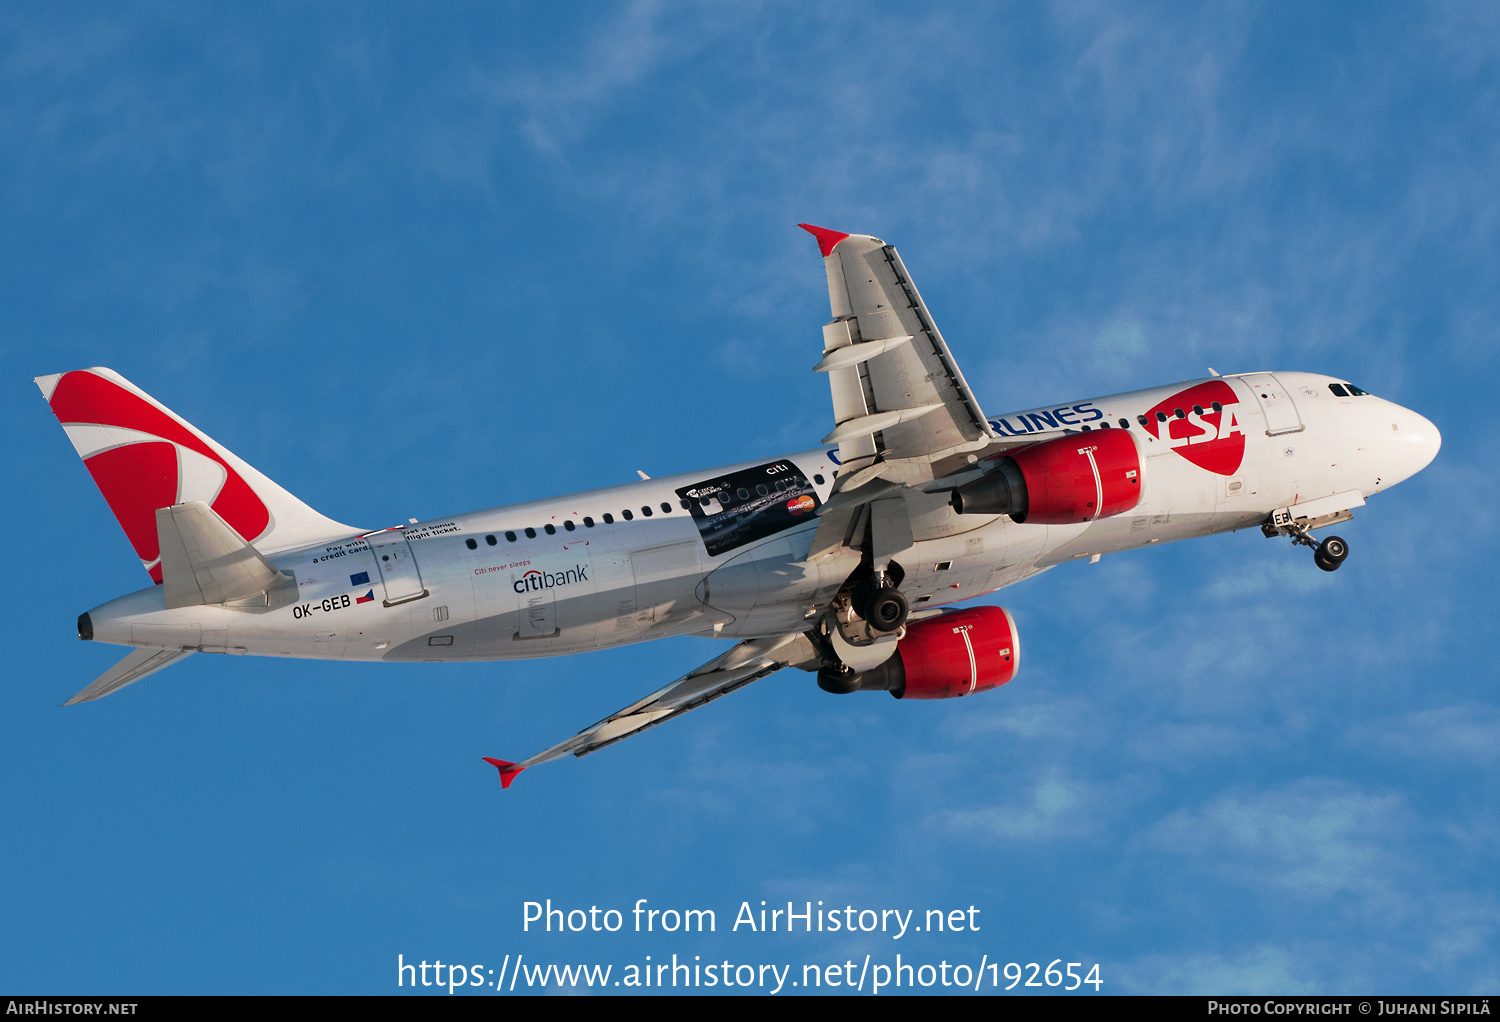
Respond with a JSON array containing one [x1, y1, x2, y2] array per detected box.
[[799, 225, 1038, 562], [484, 633, 817, 788], [65, 647, 195, 705], [800, 224, 997, 471]]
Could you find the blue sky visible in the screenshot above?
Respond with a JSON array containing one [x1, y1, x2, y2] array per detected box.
[[2, 2, 1495, 995]]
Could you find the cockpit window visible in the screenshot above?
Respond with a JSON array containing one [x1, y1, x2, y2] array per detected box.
[[1329, 383, 1349, 397], [1345, 383, 1370, 396]]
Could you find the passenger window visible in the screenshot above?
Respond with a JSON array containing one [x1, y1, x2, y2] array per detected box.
[[814, 474, 825, 484], [505, 531, 517, 542], [1100, 421, 1111, 428], [641, 506, 653, 517], [755, 484, 768, 496], [661, 502, 672, 513], [1174, 408, 1185, 419], [700, 497, 712, 507], [1137, 415, 1149, 426], [564, 520, 575, 531], [679, 499, 691, 510], [1329, 384, 1348, 397], [1192, 405, 1204, 415], [737, 488, 750, 500], [544, 524, 556, 535], [1211, 401, 1222, 412], [524, 527, 536, 539], [1082, 425, 1092, 431], [622, 509, 633, 521], [1120, 419, 1131, 428], [465, 538, 477, 550], [1156, 412, 1167, 422], [603, 513, 614, 524], [583, 517, 594, 528], [486, 535, 497, 546]]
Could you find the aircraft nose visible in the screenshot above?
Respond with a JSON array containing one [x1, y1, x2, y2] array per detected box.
[[1403, 410, 1442, 473], [1383, 406, 1441, 483]]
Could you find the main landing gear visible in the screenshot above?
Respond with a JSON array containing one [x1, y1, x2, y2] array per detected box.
[[1263, 518, 1349, 572], [855, 572, 909, 633], [813, 566, 911, 695]]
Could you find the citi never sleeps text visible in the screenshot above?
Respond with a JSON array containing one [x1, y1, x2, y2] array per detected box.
[[395, 898, 1104, 994]]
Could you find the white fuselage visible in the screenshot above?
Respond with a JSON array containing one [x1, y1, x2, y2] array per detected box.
[[82, 372, 1440, 663]]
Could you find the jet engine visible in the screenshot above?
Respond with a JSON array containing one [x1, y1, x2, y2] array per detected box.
[[819, 605, 1019, 699], [950, 428, 1141, 524]]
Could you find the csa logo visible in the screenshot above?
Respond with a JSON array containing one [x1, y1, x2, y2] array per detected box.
[[1142, 380, 1246, 476]]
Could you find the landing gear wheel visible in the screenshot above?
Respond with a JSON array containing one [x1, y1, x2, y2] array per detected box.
[[865, 587, 909, 632], [1314, 535, 1348, 572]]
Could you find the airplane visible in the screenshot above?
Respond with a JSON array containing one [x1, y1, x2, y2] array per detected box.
[[38, 224, 1442, 789]]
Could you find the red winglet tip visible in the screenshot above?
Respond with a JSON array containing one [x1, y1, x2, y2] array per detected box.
[[797, 223, 851, 258], [482, 757, 524, 789]]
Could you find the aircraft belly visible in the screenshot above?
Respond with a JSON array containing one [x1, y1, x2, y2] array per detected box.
[[701, 527, 857, 637]]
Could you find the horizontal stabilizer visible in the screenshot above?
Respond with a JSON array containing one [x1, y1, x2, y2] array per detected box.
[[65, 647, 194, 705], [157, 502, 294, 609]]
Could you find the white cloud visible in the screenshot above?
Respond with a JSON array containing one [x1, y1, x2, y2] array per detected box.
[[1349, 705, 1500, 767], [1120, 944, 1321, 995], [1145, 778, 1410, 901], [931, 768, 1102, 842]]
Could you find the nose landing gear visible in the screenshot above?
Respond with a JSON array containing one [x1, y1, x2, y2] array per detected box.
[[1313, 535, 1349, 572], [1263, 517, 1349, 572]]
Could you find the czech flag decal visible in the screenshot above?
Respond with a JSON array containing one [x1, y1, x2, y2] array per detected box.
[[355, 589, 375, 604]]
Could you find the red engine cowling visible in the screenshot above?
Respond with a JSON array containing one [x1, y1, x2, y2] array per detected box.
[[846, 606, 1020, 699], [1020, 428, 1140, 524], [953, 427, 1141, 525]]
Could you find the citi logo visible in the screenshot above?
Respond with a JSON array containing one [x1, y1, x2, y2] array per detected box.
[[513, 565, 589, 594]]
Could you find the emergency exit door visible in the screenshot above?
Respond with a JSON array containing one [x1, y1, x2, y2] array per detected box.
[[1241, 373, 1304, 436], [364, 529, 428, 606]]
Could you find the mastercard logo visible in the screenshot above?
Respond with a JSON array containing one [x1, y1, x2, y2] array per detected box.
[[787, 494, 815, 514]]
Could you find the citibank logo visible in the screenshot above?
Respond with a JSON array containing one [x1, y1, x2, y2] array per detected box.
[[513, 565, 590, 594]]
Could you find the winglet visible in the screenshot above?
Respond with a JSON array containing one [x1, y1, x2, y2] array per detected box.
[[797, 223, 851, 258], [482, 757, 525, 789]]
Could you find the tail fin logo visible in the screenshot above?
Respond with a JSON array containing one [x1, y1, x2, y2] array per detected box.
[[1141, 380, 1246, 476], [44, 370, 271, 582]]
